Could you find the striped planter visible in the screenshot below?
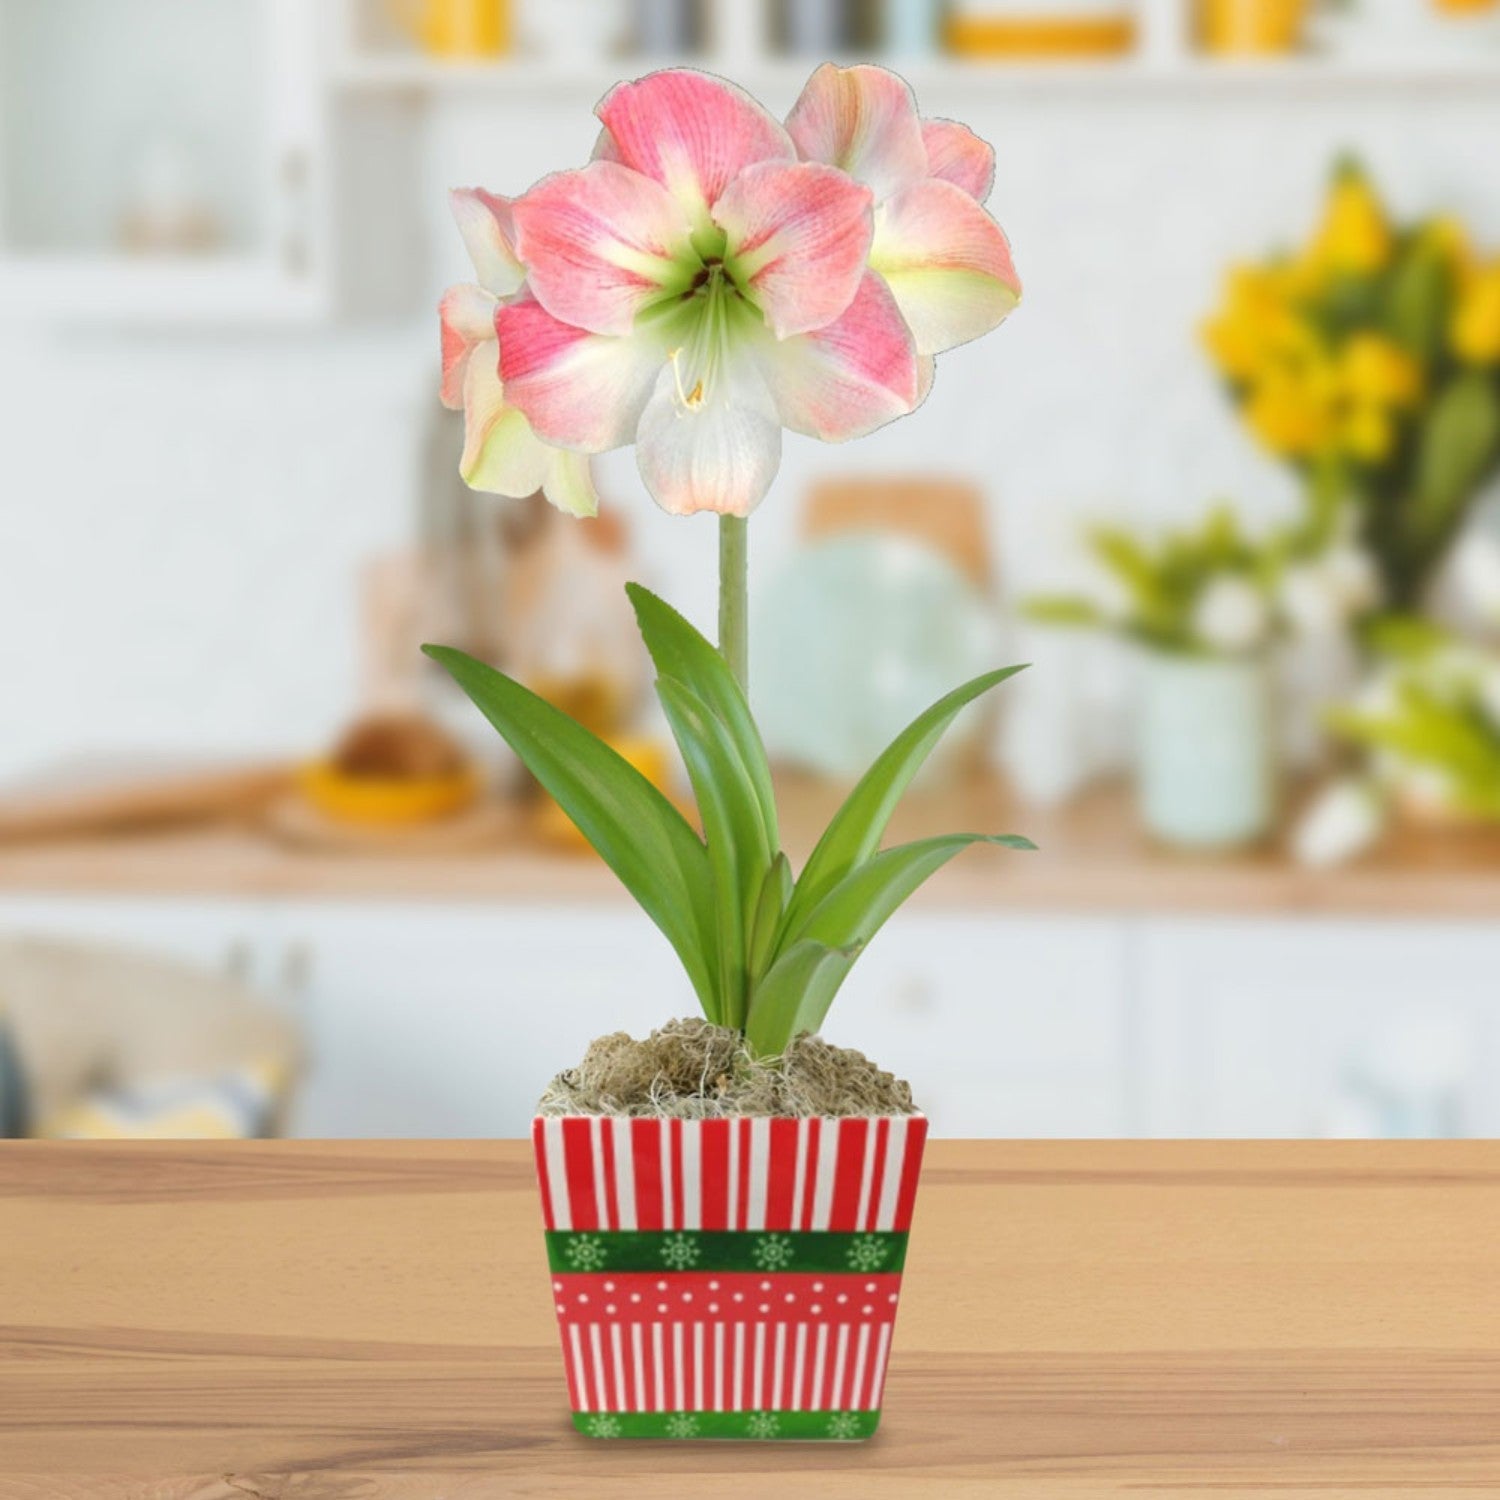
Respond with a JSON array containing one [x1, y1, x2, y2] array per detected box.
[[532, 1112, 928, 1440]]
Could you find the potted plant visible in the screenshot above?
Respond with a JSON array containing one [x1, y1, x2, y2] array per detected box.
[[431, 63, 1029, 1440], [1202, 158, 1500, 613], [1027, 503, 1376, 847]]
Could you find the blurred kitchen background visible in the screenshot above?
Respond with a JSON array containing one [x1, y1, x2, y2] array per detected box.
[[2, 0, 1500, 1142]]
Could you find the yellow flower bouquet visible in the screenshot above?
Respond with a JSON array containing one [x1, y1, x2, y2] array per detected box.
[[1204, 159, 1500, 609]]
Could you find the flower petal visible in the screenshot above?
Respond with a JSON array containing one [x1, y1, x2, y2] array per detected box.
[[784, 63, 928, 204], [714, 161, 872, 339], [541, 447, 600, 518], [497, 294, 667, 452], [753, 271, 918, 442], [595, 69, 794, 224], [635, 356, 782, 517], [511, 160, 694, 337], [449, 188, 525, 297], [921, 119, 995, 203], [440, 282, 497, 409], [870, 178, 1020, 355]]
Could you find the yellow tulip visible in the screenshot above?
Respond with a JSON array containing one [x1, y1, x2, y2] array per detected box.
[[1310, 168, 1391, 277], [1339, 334, 1422, 408], [1202, 264, 1315, 380], [1340, 402, 1395, 463], [1423, 215, 1478, 290], [1451, 263, 1500, 365], [1245, 369, 1336, 457]]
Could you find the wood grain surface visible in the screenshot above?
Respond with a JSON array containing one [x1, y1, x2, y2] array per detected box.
[[2, 1140, 1499, 1497]]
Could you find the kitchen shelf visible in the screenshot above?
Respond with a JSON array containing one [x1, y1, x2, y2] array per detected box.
[[329, 51, 1500, 99], [2, 774, 1497, 919]]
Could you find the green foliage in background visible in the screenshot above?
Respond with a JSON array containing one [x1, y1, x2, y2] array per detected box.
[[425, 587, 1032, 1057]]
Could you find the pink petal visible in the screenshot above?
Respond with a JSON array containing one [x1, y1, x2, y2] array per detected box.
[[714, 161, 873, 340], [439, 282, 496, 409], [785, 63, 928, 204], [496, 294, 666, 453], [511, 161, 693, 338], [870, 179, 1020, 356], [753, 271, 919, 442], [449, 188, 525, 297], [635, 358, 782, 518], [595, 69, 793, 223], [921, 119, 995, 203]]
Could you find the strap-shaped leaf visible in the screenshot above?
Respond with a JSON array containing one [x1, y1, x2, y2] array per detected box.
[[746, 852, 793, 987], [424, 644, 718, 1017], [790, 833, 1035, 994], [656, 677, 774, 1030], [783, 665, 1027, 933], [626, 583, 779, 854], [744, 938, 863, 1059]]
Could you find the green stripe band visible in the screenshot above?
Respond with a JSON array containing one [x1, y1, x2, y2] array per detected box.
[[546, 1229, 907, 1275], [572, 1409, 879, 1441]]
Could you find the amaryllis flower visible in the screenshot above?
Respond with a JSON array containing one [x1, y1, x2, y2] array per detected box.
[[785, 63, 1019, 377], [495, 69, 926, 518], [439, 188, 598, 517]]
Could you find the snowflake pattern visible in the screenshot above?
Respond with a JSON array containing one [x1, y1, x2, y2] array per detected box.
[[659, 1232, 701, 1269], [750, 1232, 795, 1270], [745, 1411, 781, 1439], [563, 1233, 608, 1271], [664, 1412, 700, 1439], [826, 1411, 864, 1440], [585, 1413, 622, 1438], [845, 1234, 891, 1273]]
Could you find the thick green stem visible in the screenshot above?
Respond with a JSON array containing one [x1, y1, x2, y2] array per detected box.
[[718, 514, 749, 694]]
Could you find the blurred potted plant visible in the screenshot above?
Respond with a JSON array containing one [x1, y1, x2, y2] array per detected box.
[[1203, 159, 1500, 612], [1027, 503, 1375, 847], [431, 64, 1027, 1440], [1296, 622, 1500, 864]]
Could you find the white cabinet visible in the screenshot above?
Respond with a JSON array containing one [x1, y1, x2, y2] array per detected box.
[[821, 914, 1130, 1137], [268, 901, 697, 1137], [1137, 918, 1500, 1138]]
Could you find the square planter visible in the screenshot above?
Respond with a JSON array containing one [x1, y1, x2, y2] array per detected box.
[[532, 1112, 928, 1440]]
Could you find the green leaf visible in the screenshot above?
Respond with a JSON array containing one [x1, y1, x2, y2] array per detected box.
[[746, 852, 793, 986], [1409, 374, 1500, 559], [1020, 595, 1106, 628], [743, 938, 864, 1059], [782, 666, 1028, 933], [423, 644, 718, 1017], [656, 676, 774, 1030], [626, 583, 779, 855], [1386, 238, 1451, 366]]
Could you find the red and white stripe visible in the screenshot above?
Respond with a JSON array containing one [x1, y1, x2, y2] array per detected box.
[[533, 1113, 928, 1233]]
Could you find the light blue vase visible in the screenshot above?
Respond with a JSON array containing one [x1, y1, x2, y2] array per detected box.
[[1136, 650, 1276, 849]]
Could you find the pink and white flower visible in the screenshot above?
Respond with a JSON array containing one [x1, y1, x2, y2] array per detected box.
[[439, 188, 598, 517], [443, 66, 1019, 520]]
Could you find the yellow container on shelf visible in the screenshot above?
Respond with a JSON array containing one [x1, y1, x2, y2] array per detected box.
[[945, 0, 1136, 56], [391, 0, 510, 58], [1198, 0, 1305, 54]]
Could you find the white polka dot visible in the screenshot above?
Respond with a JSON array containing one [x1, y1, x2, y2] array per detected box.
[[813, 1281, 824, 1292], [811, 1304, 822, 1315], [656, 1280, 667, 1291], [578, 1293, 589, 1304], [556, 1302, 566, 1314], [631, 1292, 642, 1303], [862, 1305, 873, 1315], [608, 1304, 618, 1315], [888, 1293, 898, 1304], [658, 1303, 668, 1313], [604, 1281, 615, 1292], [865, 1282, 877, 1293], [709, 1280, 720, 1290], [709, 1303, 719, 1314], [733, 1292, 744, 1302], [760, 1280, 771, 1291], [784, 1292, 795, 1303], [553, 1281, 563, 1293], [682, 1291, 693, 1302], [759, 1303, 769, 1313], [837, 1294, 848, 1304]]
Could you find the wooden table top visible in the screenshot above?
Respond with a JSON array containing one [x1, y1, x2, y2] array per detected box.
[[1, 774, 1498, 918], [3, 1139, 1498, 1497]]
